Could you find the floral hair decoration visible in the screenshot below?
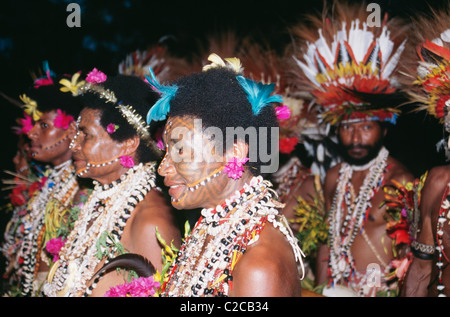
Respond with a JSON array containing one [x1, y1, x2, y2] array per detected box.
[[292, 5, 408, 125], [59, 72, 86, 96], [54, 109, 74, 130], [76, 68, 160, 153], [107, 123, 119, 134], [86, 68, 107, 84], [19, 94, 42, 121]]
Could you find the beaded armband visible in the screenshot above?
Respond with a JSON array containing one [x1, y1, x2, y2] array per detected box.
[[411, 240, 435, 260]]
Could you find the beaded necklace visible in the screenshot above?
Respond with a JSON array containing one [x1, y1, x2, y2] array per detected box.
[[17, 160, 77, 296], [328, 147, 388, 288], [273, 156, 310, 201], [43, 162, 156, 297], [436, 183, 450, 297], [161, 176, 304, 297]]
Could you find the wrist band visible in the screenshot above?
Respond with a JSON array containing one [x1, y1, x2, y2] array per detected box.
[[411, 240, 435, 260]]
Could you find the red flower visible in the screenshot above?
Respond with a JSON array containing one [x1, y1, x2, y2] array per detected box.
[[28, 177, 47, 196], [9, 188, 27, 206], [279, 137, 298, 154], [386, 220, 410, 245]]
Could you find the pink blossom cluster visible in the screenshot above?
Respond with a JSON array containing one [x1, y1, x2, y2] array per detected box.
[[104, 276, 161, 297], [223, 157, 249, 180], [54, 109, 74, 130], [45, 237, 66, 262], [86, 68, 107, 84], [119, 155, 135, 168], [275, 105, 291, 120]]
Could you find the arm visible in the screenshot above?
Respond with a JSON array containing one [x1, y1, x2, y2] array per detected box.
[[229, 226, 301, 297], [315, 168, 336, 286], [402, 169, 441, 296]]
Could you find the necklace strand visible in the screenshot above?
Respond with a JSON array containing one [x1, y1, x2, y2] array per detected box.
[[328, 147, 388, 288]]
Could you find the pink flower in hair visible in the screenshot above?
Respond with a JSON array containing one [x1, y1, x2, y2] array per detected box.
[[120, 155, 135, 168], [54, 109, 74, 129], [107, 123, 119, 134], [86, 68, 107, 84], [223, 157, 249, 180], [275, 105, 291, 120], [20, 114, 34, 135]]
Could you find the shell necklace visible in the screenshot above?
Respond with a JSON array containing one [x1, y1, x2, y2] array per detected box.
[[43, 162, 156, 297], [161, 176, 304, 297], [328, 147, 388, 287]]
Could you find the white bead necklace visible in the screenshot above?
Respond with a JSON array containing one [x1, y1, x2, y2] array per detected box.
[[42, 162, 156, 297], [328, 147, 388, 287], [162, 176, 304, 297], [17, 160, 77, 296]]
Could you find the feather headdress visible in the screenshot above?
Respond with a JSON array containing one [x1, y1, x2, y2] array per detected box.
[[118, 45, 192, 83], [400, 7, 450, 128], [289, 2, 409, 125]]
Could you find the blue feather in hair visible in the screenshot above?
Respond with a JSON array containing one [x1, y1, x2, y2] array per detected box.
[[145, 66, 178, 123], [235, 75, 283, 115]]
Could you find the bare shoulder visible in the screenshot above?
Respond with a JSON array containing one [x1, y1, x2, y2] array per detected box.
[[323, 163, 341, 192], [129, 189, 181, 247], [385, 156, 414, 184], [421, 165, 450, 206], [230, 223, 301, 297]]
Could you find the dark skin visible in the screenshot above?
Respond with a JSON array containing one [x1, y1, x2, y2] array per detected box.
[[27, 110, 75, 166], [71, 108, 181, 297], [158, 115, 302, 297], [402, 165, 450, 297], [316, 121, 414, 287], [280, 171, 317, 234], [26, 110, 78, 276]]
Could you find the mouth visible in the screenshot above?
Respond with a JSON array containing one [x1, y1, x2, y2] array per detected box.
[[166, 183, 187, 204], [348, 147, 367, 157]]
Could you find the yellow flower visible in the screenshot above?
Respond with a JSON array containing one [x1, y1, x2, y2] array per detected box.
[[19, 94, 42, 121], [59, 72, 85, 96]]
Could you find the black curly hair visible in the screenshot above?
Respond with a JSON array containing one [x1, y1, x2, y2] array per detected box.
[[25, 77, 84, 118], [79, 74, 161, 164], [167, 67, 280, 175]]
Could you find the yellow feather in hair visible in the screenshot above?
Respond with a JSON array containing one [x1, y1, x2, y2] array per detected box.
[[202, 53, 243, 74]]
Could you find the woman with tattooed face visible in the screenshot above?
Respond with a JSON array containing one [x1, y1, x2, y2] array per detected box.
[[146, 54, 305, 297], [2, 68, 84, 297], [42, 72, 180, 297]]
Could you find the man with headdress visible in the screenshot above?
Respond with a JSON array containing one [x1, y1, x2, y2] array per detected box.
[[290, 3, 414, 296], [401, 7, 450, 297]]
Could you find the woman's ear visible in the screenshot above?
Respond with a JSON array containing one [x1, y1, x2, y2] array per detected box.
[[225, 139, 249, 161], [121, 135, 141, 157]]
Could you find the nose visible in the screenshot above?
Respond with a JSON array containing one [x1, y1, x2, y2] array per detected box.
[[351, 128, 362, 145], [158, 152, 175, 177], [27, 124, 38, 140]]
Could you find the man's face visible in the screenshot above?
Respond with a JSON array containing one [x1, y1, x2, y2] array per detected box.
[[337, 120, 386, 166], [27, 110, 72, 165], [158, 115, 228, 210], [71, 108, 125, 179]]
